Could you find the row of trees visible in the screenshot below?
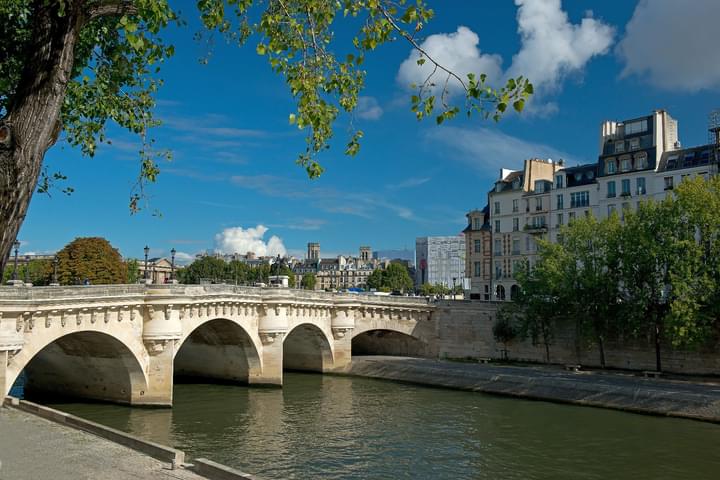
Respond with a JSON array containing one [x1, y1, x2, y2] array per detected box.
[[366, 263, 414, 293], [418, 283, 464, 297], [500, 176, 720, 371], [177, 256, 298, 288], [2, 237, 136, 285]]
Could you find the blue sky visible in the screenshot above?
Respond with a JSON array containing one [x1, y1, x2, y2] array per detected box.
[[18, 0, 720, 262]]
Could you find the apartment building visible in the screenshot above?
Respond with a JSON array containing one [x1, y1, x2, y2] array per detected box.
[[469, 109, 719, 301], [487, 158, 561, 300], [463, 207, 492, 300]]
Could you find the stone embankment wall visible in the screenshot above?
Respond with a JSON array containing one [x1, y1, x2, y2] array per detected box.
[[433, 301, 720, 375]]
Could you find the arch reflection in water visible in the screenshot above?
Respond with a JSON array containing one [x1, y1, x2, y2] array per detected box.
[[48, 374, 720, 480]]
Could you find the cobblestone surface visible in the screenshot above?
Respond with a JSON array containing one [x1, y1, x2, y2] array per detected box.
[[0, 407, 205, 480], [346, 356, 720, 422]]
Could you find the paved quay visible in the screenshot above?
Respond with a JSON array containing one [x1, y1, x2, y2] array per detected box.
[[0, 406, 205, 480], [344, 356, 720, 423]]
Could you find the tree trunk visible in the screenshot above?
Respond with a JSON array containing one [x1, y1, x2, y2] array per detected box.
[[597, 333, 606, 369], [654, 321, 662, 372], [0, 1, 84, 273]]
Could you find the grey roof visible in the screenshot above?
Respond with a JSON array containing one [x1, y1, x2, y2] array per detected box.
[[657, 144, 717, 172]]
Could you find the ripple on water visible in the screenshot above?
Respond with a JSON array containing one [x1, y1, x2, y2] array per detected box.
[[44, 372, 720, 480]]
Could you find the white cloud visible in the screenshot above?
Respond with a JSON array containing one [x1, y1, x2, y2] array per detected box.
[[425, 126, 581, 172], [173, 251, 196, 265], [617, 0, 720, 91], [507, 0, 615, 94], [396, 0, 614, 110], [214, 225, 287, 257], [356, 96, 384, 120], [397, 26, 503, 94]]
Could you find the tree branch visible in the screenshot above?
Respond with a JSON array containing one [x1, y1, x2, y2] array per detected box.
[[87, 0, 138, 20]]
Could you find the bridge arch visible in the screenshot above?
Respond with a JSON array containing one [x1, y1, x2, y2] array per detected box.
[[174, 317, 263, 384], [352, 324, 429, 357], [8, 330, 148, 405], [283, 323, 334, 372]]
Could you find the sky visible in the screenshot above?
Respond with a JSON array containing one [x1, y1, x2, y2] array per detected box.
[[17, 0, 720, 263]]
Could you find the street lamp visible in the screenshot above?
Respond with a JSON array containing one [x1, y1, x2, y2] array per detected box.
[[12, 240, 20, 281], [143, 245, 150, 282], [53, 255, 59, 285], [24, 255, 30, 283], [170, 248, 176, 282]]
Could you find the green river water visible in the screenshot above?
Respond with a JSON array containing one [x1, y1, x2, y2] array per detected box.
[[44, 373, 720, 480]]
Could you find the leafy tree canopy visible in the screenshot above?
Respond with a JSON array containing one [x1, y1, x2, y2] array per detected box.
[[56, 237, 127, 285], [367, 262, 413, 292], [301, 272, 316, 290]]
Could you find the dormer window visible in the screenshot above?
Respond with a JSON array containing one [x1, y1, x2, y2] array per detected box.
[[555, 175, 564, 189], [496, 183, 502, 193], [512, 179, 520, 190], [534, 180, 545, 193], [635, 152, 648, 169], [606, 158, 617, 174], [629, 138, 640, 150], [615, 141, 625, 153], [574, 172, 582, 182], [620, 155, 632, 172]]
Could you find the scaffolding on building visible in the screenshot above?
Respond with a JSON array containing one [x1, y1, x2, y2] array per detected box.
[[708, 109, 720, 165]]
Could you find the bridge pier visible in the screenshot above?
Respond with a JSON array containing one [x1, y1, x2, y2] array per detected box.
[[249, 333, 284, 386], [141, 339, 176, 406]]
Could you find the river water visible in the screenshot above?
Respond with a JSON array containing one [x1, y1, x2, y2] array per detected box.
[[43, 373, 719, 480]]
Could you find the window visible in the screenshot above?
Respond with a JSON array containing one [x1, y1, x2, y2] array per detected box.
[[494, 201, 500, 215], [624, 119, 648, 135], [666, 155, 679, 170], [494, 239, 502, 256], [607, 181, 616, 198], [629, 137, 640, 150], [535, 197, 543, 211], [635, 152, 648, 169], [512, 238, 520, 255], [525, 236, 531, 252], [606, 159, 617, 174], [621, 202, 630, 220], [472, 217, 481, 230], [621, 179, 631, 196], [608, 204, 616, 216], [555, 175, 564, 188], [557, 194, 564, 209], [574, 172, 582, 182], [474, 261, 482, 277], [474, 239, 482, 253], [513, 218, 519, 232], [568, 212, 576, 222], [534, 180, 545, 193], [532, 216, 546, 228], [495, 220, 500, 233], [512, 199, 519, 213], [570, 191, 590, 208], [620, 155, 632, 172], [615, 141, 625, 153], [636, 177, 646, 195], [557, 213, 564, 226], [664, 176, 674, 190], [587, 170, 595, 180], [495, 262, 502, 280]]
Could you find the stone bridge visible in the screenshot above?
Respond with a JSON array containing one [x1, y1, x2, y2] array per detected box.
[[0, 285, 435, 406]]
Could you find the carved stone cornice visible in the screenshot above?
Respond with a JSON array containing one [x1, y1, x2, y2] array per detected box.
[[331, 327, 353, 340], [259, 331, 285, 345]]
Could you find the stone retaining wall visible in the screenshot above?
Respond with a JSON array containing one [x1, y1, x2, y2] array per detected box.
[[433, 301, 720, 375]]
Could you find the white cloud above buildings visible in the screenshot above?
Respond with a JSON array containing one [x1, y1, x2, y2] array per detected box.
[[617, 0, 720, 91], [396, 0, 615, 112], [425, 126, 580, 173], [214, 225, 287, 257]]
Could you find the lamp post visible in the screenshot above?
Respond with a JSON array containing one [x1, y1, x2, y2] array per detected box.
[[143, 245, 150, 282], [12, 240, 20, 281], [170, 248, 176, 283], [24, 255, 30, 283], [53, 255, 59, 285]]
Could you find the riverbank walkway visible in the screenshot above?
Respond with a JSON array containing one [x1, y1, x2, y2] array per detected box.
[[0, 406, 205, 480], [345, 356, 720, 423]]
